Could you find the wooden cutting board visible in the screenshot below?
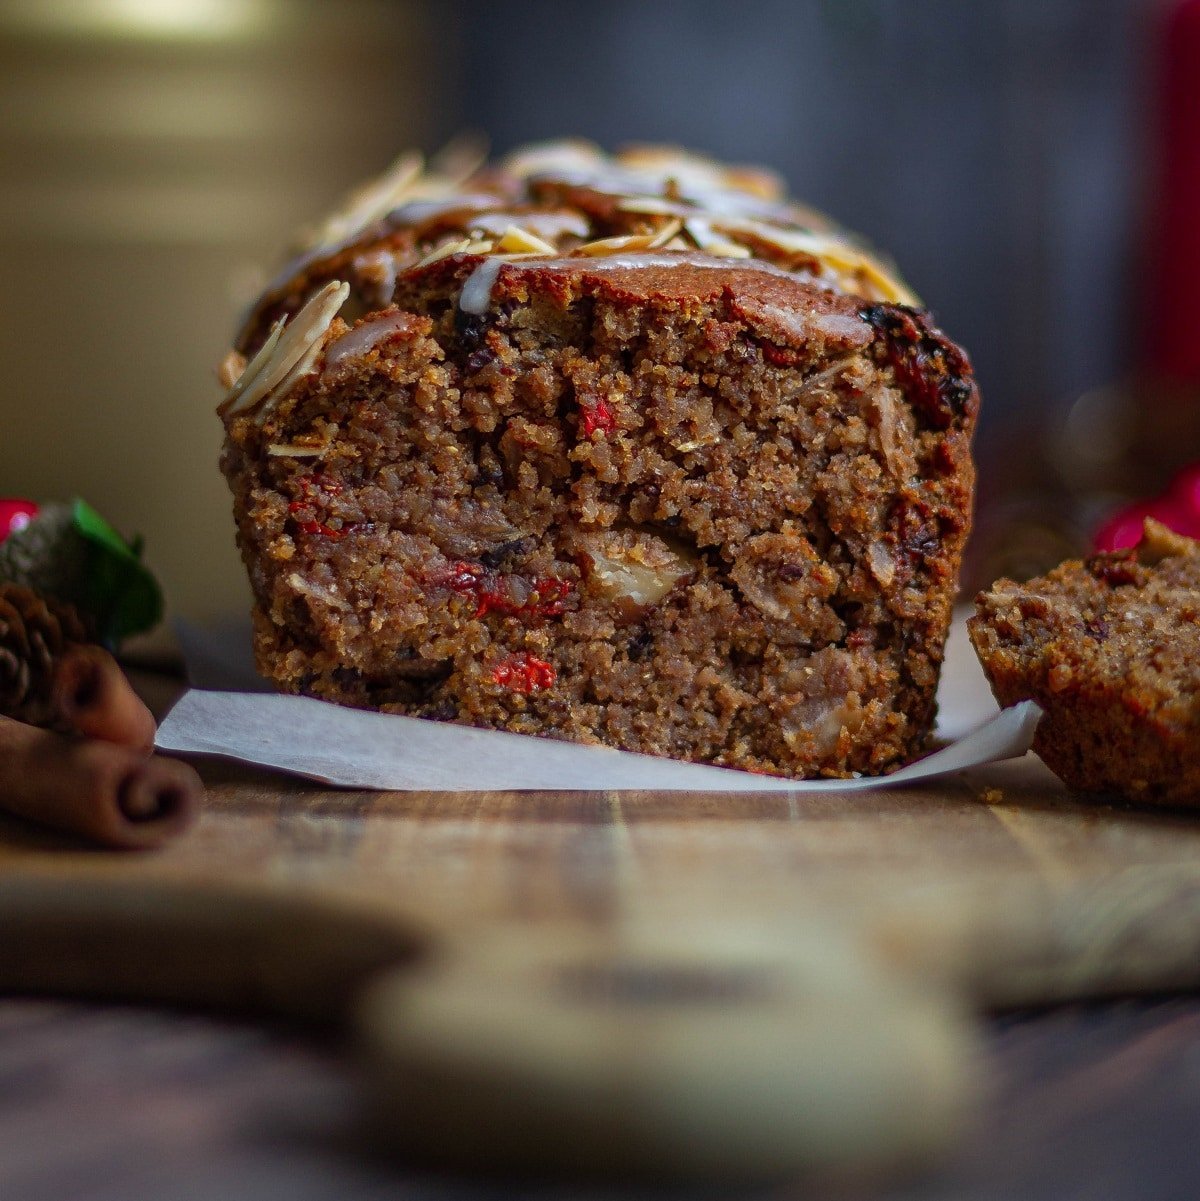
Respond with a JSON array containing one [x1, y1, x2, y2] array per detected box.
[[5, 678, 1200, 1181], [6, 742, 1198, 953]]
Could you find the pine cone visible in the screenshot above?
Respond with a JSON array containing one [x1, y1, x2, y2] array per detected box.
[[0, 583, 90, 726]]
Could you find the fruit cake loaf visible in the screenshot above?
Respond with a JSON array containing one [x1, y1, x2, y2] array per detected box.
[[969, 519, 1200, 805], [217, 140, 979, 778]]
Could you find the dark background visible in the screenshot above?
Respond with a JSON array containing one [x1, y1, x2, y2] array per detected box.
[[0, 0, 1178, 613]]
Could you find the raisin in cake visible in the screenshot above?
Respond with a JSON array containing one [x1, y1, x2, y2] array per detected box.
[[217, 140, 979, 779], [969, 519, 1200, 805]]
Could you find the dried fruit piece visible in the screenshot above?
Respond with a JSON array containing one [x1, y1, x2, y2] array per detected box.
[[862, 304, 974, 432], [292, 520, 349, 540], [492, 652, 556, 693], [1085, 554, 1138, 588], [434, 561, 574, 620], [288, 472, 352, 539], [579, 397, 617, 438], [295, 473, 344, 499]]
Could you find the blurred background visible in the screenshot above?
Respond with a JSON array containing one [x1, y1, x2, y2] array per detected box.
[[0, 0, 1194, 620]]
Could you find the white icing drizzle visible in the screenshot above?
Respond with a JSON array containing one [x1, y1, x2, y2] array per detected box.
[[458, 256, 507, 315], [384, 194, 504, 227], [324, 310, 417, 369]]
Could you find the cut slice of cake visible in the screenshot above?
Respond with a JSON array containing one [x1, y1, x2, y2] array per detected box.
[[969, 520, 1200, 805]]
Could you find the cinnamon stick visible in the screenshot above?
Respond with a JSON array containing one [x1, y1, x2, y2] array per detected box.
[[50, 643, 156, 752], [0, 715, 202, 849]]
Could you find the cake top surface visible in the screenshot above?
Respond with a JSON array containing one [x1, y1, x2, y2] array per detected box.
[[234, 139, 918, 350]]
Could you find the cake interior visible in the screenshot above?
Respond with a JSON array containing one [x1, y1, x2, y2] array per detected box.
[[222, 261, 973, 779]]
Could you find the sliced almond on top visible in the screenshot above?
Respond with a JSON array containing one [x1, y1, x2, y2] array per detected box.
[[494, 224, 557, 255], [685, 218, 753, 258], [427, 132, 489, 186], [616, 196, 692, 217], [856, 258, 920, 307], [414, 237, 495, 268], [645, 218, 684, 249], [709, 216, 918, 304], [220, 280, 350, 421], [575, 219, 684, 257], [218, 317, 284, 413], [575, 233, 661, 256], [503, 139, 606, 178], [301, 151, 424, 252], [216, 349, 248, 390]]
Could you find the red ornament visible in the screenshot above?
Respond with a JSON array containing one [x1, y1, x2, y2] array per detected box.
[[491, 652, 556, 693], [1094, 462, 1200, 551], [1141, 0, 1200, 382], [0, 499, 38, 543]]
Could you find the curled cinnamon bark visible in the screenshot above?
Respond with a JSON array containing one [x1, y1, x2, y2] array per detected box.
[[50, 644, 156, 752], [0, 716, 202, 849]]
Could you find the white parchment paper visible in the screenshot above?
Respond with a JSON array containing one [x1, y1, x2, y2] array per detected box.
[[155, 689, 1040, 792]]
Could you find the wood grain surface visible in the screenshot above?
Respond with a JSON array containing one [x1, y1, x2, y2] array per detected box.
[[7, 744, 1200, 1001], [5, 669, 1200, 1194]]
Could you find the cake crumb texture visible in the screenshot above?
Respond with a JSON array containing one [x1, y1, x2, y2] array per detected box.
[[969, 519, 1200, 805]]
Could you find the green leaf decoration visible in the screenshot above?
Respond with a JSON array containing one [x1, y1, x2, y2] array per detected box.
[[0, 499, 163, 648], [70, 499, 163, 647]]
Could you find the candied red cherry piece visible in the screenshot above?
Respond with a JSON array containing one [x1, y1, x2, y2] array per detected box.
[[580, 398, 616, 438], [491, 652, 556, 693]]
